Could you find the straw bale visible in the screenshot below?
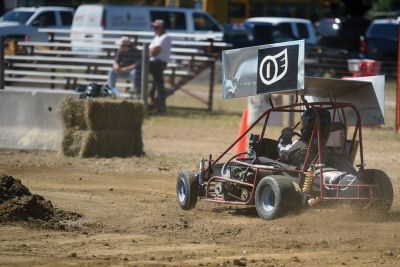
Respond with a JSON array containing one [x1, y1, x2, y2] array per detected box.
[[59, 97, 144, 158], [59, 98, 144, 132], [61, 130, 88, 157], [85, 99, 144, 131], [58, 97, 87, 130], [79, 130, 143, 158]]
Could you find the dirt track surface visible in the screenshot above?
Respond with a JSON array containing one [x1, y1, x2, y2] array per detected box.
[[1, 113, 400, 266]]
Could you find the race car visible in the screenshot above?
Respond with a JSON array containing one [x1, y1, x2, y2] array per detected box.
[[176, 76, 393, 220]]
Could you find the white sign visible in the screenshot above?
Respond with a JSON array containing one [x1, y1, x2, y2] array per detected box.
[[222, 40, 305, 99]]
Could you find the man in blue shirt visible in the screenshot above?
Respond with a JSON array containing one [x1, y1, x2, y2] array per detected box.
[[107, 36, 141, 97]]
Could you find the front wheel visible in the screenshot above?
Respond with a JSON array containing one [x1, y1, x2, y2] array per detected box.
[[255, 175, 301, 220], [364, 169, 393, 212], [176, 170, 198, 210]]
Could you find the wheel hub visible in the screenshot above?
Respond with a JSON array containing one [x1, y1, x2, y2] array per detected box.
[[262, 186, 276, 212], [177, 180, 186, 203]]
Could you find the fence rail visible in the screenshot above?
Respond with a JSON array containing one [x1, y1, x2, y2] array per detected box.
[[39, 28, 225, 41]]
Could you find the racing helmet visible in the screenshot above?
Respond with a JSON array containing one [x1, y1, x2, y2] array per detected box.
[[301, 108, 331, 141]]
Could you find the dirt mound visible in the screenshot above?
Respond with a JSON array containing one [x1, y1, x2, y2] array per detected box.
[[0, 175, 80, 229]]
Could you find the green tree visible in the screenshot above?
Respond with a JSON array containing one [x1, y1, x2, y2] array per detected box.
[[371, 0, 393, 12]]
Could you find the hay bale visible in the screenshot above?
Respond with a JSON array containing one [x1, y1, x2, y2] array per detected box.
[[85, 99, 144, 131], [59, 97, 144, 158], [59, 98, 144, 131], [59, 97, 87, 130], [80, 130, 143, 158], [61, 130, 88, 157]]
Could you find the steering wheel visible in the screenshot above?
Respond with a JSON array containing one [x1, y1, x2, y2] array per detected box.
[[221, 152, 255, 178]]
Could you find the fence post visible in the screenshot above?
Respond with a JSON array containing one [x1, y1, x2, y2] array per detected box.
[[396, 20, 400, 133], [288, 95, 295, 126], [141, 43, 149, 110], [207, 60, 215, 111], [48, 32, 55, 42], [0, 35, 4, 90]]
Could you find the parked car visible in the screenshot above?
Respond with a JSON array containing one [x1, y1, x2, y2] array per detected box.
[[314, 18, 342, 37], [246, 17, 318, 44], [318, 17, 370, 57], [364, 18, 398, 61], [0, 6, 74, 54], [224, 17, 318, 49], [71, 4, 224, 51], [222, 23, 252, 49], [0, 6, 74, 39]]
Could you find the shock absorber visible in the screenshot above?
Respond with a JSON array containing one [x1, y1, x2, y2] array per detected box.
[[302, 165, 315, 194], [198, 158, 206, 190]]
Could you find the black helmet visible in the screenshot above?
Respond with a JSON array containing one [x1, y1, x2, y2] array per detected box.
[[78, 83, 115, 99], [301, 108, 331, 141], [86, 83, 102, 97]]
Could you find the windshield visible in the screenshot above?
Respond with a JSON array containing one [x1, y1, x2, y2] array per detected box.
[[245, 22, 296, 45], [369, 23, 398, 40], [1, 11, 34, 24]]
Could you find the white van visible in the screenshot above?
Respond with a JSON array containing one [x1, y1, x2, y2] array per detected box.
[[71, 4, 224, 49]]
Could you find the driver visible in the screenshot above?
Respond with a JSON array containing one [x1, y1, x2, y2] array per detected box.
[[278, 108, 331, 168]]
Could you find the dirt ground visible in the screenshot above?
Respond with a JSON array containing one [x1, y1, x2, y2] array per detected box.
[[1, 94, 400, 266]]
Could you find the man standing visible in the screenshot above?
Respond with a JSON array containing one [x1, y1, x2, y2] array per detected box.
[[107, 36, 141, 97], [149, 19, 172, 113]]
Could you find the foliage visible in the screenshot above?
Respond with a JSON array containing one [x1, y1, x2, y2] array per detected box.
[[371, 0, 394, 12]]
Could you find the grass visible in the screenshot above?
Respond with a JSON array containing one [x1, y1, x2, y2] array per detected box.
[[147, 82, 247, 128], [384, 80, 396, 129], [166, 82, 247, 112], [359, 80, 400, 142]]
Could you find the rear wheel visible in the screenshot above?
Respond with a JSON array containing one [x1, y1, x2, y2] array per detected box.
[[176, 170, 198, 210], [255, 175, 301, 220], [364, 169, 393, 212]]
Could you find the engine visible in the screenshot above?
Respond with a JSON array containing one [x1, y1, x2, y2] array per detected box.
[[215, 166, 255, 202], [212, 133, 260, 202]]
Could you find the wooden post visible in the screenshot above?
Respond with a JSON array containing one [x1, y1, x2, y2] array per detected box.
[[48, 32, 55, 42], [208, 60, 215, 111], [0, 36, 4, 90], [50, 67, 55, 89], [141, 43, 149, 109], [396, 20, 400, 133]]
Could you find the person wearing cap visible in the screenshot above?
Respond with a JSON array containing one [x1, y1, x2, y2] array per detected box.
[[149, 19, 172, 113], [107, 36, 141, 97]]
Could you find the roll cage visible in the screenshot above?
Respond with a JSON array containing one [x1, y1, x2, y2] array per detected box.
[[201, 98, 378, 206]]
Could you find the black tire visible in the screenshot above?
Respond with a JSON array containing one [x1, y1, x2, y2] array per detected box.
[[364, 169, 393, 212], [255, 175, 301, 220], [176, 170, 198, 210]]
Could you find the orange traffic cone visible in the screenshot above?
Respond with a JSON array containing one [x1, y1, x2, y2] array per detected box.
[[234, 108, 248, 158]]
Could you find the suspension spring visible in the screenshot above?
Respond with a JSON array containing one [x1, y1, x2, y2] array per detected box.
[[302, 165, 315, 194]]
